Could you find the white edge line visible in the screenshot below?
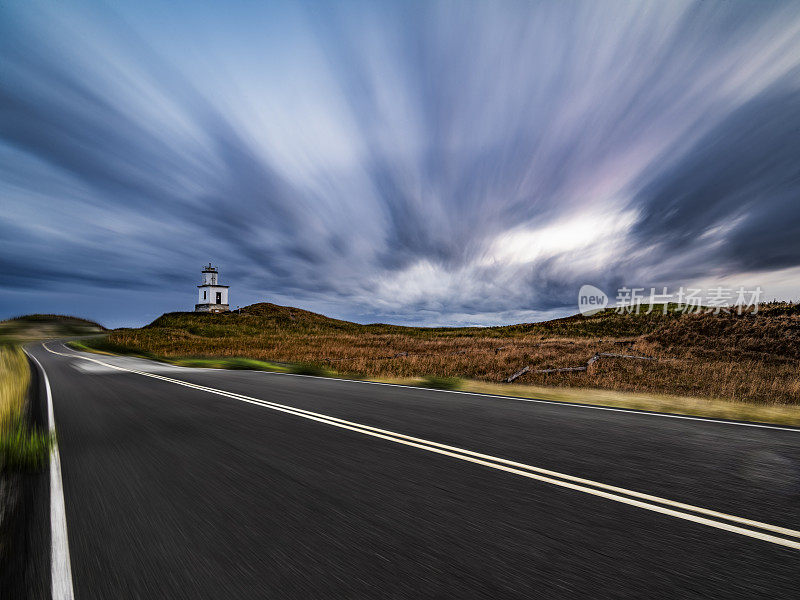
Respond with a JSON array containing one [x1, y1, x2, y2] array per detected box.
[[261, 372, 800, 432], [25, 349, 75, 600], [58, 342, 799, 432], [43, 342, 800, 550]]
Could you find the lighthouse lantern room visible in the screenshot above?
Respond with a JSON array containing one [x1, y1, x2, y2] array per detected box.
[[195, 263, 230, 313]]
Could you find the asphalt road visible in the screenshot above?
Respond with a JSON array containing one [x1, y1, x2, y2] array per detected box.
[[23, 341, 800, 599]]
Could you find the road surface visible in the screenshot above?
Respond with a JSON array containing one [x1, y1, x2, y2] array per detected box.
[[20, 341, 800, 598]]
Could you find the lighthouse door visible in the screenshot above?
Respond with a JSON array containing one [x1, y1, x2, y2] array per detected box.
[[216, 292, 222, 304]]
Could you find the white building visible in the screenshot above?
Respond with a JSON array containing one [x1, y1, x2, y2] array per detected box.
[[195, 263, 230, 313]]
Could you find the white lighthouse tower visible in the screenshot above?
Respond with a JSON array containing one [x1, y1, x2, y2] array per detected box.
[[195, 263, 230, 313]]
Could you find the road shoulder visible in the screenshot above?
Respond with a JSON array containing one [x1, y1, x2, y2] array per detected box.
[[0, 353, 50, 599]]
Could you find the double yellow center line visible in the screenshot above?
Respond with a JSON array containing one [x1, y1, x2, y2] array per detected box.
[[43, 342, 800, 550]]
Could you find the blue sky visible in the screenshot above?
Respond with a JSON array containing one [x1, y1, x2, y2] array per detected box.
[[2, 0, 800, 328]]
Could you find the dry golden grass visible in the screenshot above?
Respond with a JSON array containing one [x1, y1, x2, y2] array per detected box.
[[0, 344, 52, 471], [0, 346, 30, 431], [96, 302, 800, 407], [374, 378, 800, 426]]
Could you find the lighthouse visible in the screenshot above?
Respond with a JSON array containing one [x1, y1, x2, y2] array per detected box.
[[195, 263, 230, 313]]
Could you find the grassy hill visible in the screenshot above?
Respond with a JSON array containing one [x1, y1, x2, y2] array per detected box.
[[0, 314, 105, 342], [147, 301, 692, 337], [89, 301, 800, 406]]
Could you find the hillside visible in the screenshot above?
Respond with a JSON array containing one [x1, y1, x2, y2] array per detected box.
[[95, 302, 800, 405], [148, 302, 692, 338], [0, 314, 105, 342]]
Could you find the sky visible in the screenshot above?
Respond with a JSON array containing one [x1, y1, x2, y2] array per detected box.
[[2, 0, 800, 328]]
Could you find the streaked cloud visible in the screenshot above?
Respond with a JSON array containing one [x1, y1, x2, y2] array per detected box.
[[1, 0, 799, 327]]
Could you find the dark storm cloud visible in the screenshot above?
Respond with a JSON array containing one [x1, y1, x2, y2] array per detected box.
[[1, 0, 800, 326], [629, 76, 800, 275]]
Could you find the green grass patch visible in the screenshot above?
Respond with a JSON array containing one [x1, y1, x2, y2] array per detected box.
[[67, 339, 115, 355], [421, 376, 462, 390], [0, 424, 53, 472], [289, 363, 333, 377], [169, 357, 289, 372]]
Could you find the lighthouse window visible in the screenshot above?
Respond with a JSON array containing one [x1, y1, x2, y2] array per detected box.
[[203, 290, 206, 300]]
